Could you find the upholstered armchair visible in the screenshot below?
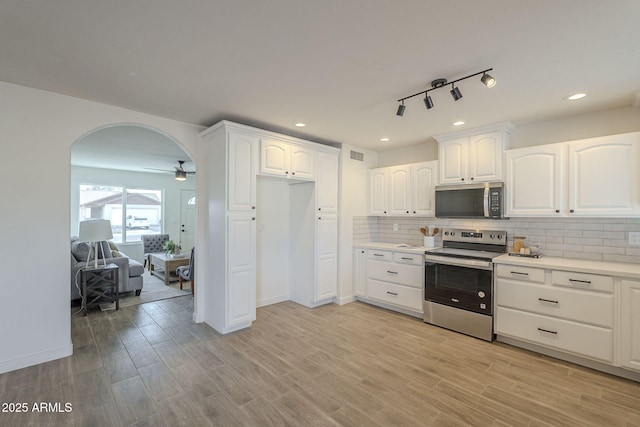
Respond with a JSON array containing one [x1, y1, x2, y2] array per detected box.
[[141, 234, 170, 270], [176, 247, 194, 296]]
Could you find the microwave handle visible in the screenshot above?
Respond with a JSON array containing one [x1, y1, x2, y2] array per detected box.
[[483, 185, 489, 217]]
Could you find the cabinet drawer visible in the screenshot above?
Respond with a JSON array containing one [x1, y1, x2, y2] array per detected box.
[[496, 280, 613, 327], [496, 264, 545, 283], [367, 260, 423, 288], [495, 307, 613, 363], [367, 249, 392, 262], [393, 252, 424, 265], [367, 279, 422, 311], [551, 270, 613, 293]]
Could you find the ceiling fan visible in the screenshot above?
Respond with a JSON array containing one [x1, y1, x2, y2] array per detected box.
[[145, 160, 195, 181]]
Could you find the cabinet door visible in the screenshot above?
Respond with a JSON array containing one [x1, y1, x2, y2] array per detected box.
[[227, 215, 256, 327], [316, 151, 339, 213], [316, 214, 338, 301], [621, 280, 640, 372], [290, 145, 316, 180], [388, 165, 412, 215], [369, 168, 388, 215], [260, 139, 290, 176], [439, 138, 467, 184], [505, 144, 565, 216], [468, 131, 503, 182], [412, 161, 437, 216], [228, 132, 257, 212], [354, 248, 367, 297], [569, 134, 640, 216]]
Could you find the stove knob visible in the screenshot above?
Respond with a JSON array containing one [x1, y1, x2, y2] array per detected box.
[[444, 231, 449, 236], [497, 234, 503, 240], [451, 231, 456, 236], [489, 234, 495, 239]]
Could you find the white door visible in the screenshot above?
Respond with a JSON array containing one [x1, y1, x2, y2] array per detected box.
[[228, 132, 257, 212], [316, 214, 338, 301], [290, 145, 316, 180], [621, 280, 640, 372], [180, 189, 196, 252], [468, 131, 502, 182], [369, 168, 388, 215], [439, 138, 467, 184], [227, 215, 256, 327], [316, 151, 339, 213], [569, 134, 640, 216], [412, 161, 437, 216], [505, 144, 565, 216], [260, 139, 290, 176], [388, 165, 412, 216]]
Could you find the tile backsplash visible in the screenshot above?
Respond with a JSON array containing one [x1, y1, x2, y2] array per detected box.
[[354, 216, 640, 264]]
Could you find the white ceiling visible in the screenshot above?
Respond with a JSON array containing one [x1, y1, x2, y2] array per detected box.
[[2, 0, 640, 165]]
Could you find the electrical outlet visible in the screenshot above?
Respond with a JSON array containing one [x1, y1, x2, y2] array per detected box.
[[393, 223, 399, 232], [629, 232, 640, 245]]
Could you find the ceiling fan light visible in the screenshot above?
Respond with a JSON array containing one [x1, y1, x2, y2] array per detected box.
[[481, 73, 496, 88], [175, 170, 187, 181]]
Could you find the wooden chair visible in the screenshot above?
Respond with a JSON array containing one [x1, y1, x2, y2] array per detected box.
[[176, 247, 194, 296]]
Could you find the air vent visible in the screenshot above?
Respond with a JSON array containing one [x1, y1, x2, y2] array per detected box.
[[350, 150, 364, 161]]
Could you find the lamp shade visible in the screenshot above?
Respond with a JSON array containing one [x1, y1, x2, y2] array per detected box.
[[79, 219, 113, 242]]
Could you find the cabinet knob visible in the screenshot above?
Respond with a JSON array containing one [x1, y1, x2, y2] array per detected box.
[[285, 171, 289, 175], [292, 172, 295, 175], [252, 206, 256, 210], [555, 209, 560, 213], [461, 178, 465, 181], [318, 217, 321, 220], [252, 217, 255, 220], [413, 211, 416, 214], [570, 209, 575, 213], [406, 211, 409, 214], [318, 208, 321, 211], [470, 177, 474, 181], [384, 211, 387, 214]]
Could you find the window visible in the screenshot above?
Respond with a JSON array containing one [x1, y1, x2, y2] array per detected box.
[[79, 185, 163, 243]]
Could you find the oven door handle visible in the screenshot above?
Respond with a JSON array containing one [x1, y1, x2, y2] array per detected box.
[[425, 255, 493, 271]]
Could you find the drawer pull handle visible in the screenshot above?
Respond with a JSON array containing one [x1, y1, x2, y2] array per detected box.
[[386, 271, 398, 275], [511, 271, 529, 276], [373, 254, 385, 257], [386, 291, 398, 296], [537, 327, 558, 335], [538, 298, 559, 304], [569, 278, 591, 285], [401, 257, 413, 260]]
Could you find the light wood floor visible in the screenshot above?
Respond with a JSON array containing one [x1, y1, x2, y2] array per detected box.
[[1, 298, 640, 426]]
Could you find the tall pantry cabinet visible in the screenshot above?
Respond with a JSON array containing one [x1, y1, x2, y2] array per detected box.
[[201, 121, 340, 334]]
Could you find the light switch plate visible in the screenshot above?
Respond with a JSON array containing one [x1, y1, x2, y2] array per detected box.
[[629, 232, 640, 245]]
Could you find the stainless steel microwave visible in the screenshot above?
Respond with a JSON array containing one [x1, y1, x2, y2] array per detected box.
[[435, 182, 504, 219]]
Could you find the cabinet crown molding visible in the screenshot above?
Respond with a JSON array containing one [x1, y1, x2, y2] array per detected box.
[[434, 121, 514, 143]]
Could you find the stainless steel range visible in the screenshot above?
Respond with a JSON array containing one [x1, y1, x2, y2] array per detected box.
[[423, 228, 507, 341]]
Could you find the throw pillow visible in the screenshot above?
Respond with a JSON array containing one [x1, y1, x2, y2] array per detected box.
[[71, 240, 93, 262], [112, 250, 123, 258], [108, 241, 119, 251]]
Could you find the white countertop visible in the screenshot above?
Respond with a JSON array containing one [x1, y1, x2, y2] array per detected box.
[[354, 242, 439, 255], [494, 253, 640, 279]]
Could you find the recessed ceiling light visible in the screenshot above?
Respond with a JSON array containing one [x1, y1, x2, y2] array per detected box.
[[295, 122, 306, 127], [565, 93, 587, 101], [453, 121, 465, 126], [380, 138, 390, 142]]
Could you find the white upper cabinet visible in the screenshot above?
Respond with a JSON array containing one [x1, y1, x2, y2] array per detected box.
[[369, 161, 437, 217], [436, 122, 513, 184], [369, 168, 389, 215], [316, 151, 339, 213], [227, 132, 258, 212], [260, 139, 316, 180], [568, 134, 640, 216], [506, 132, 640, 217], [505, 143, 565, 216]]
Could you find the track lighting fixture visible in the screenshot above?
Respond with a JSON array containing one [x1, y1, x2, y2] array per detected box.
[[395, 68, 495, 115], [450, 85, 463, 101]]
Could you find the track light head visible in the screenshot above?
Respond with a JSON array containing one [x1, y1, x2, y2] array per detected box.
[[424, 95, 434, 109], [396, 102, 406, 116], [450, 85, 463, 101], [481, 72, 496, 88]]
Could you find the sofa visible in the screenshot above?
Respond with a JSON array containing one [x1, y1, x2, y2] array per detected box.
[[70, 237, 144, 300]]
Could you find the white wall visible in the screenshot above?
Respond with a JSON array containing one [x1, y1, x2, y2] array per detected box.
[[0, 82, 203, 374], [376, 141, 437, 167], [71, 166, 196, 263], [337, 144, 379, 303]]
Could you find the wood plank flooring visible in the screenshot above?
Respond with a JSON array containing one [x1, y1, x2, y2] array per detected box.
[[1, 298, 640, 426]]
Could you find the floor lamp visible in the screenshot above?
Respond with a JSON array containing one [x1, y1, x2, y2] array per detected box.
[[79, 219, 114, 269]]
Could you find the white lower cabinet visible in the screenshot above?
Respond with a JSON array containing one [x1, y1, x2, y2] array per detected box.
[[620, 280, 640, 372], [227, 215, 257, 328], [354, 245, 424, 316]]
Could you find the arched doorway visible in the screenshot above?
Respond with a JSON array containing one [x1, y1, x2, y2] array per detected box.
[[69, 123, 197, 314]]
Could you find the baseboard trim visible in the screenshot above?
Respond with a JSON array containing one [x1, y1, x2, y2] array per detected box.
[[0, 343, 73, 375], [257, 294, 289, 308], [337, 295, 356, 305]]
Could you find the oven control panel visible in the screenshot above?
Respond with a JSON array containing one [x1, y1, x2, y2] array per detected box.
[[442, 228, 506, 244]]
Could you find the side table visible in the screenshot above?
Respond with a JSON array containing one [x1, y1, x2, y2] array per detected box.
[[81, 263, 119, 316]]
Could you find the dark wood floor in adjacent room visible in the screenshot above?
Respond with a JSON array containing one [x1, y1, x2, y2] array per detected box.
[[1, 297, 640, 426]]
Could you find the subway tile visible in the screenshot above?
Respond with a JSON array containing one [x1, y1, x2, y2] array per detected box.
[[564, 237, 604, 246]]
